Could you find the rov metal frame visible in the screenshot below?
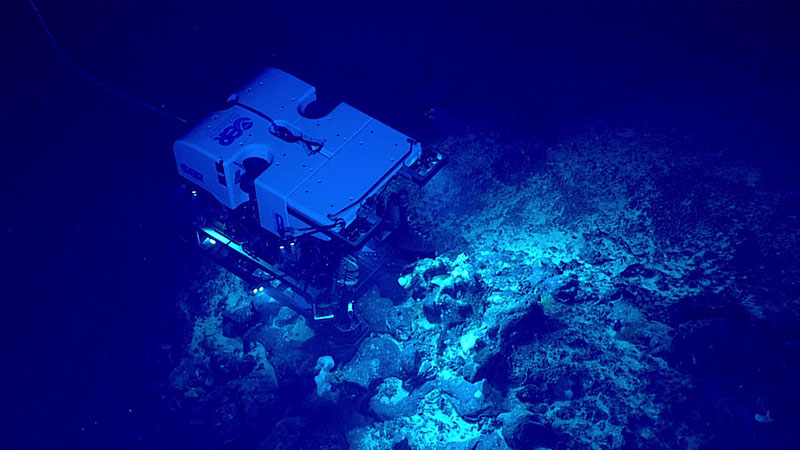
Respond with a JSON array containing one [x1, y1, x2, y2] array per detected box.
[[195, 224, 386, 322]]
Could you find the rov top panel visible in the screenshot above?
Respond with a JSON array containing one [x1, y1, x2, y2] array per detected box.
[[175, 68, 414, 233]]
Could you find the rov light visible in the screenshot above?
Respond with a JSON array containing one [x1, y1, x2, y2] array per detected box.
[[208, 238, 217, 245]]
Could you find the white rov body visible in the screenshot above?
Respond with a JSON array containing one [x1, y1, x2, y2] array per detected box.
[[174, 68, 421, 237]]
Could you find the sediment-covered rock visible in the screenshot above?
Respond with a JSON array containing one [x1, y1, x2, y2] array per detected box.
[[341, 336, 404, 389]]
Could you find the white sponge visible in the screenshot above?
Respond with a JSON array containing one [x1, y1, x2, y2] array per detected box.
[[314, 355, 335, 396]]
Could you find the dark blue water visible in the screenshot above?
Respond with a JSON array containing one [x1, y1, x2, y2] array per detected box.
[[3, 2, 799, 448]]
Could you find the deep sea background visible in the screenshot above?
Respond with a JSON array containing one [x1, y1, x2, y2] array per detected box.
[[2, 1, 799, 448]]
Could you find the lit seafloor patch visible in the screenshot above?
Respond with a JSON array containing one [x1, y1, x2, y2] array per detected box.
[[169, 118, 800, 449]]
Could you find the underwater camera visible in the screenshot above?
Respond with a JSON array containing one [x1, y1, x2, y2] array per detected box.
[[174, 68, 445, 344]]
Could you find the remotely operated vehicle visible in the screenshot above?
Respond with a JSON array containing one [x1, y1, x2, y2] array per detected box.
[[174, 68, 445, 343]]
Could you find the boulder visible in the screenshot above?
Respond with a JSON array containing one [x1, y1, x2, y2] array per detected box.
[[272, 306, 297, 328], [507, 419, 560, 450], [369, 377, 418, 420], [400, 344, 422, 376], [243, 324, 310, 378], [385, 305, 417, 341], [422, 295, 443, 323], [499, 408, 560, 450], [252, 295, 283, 321], [244, 323, 284, 351], [474, 430, 511, 450], [341, 336, 404, 388], [356, 296, 394, 333], [499, 305, 547, 349], [439, 374, 489, 419], [169, 357, 214, 396], [210, 351, 256, 384], [442, 298, 473, 328]]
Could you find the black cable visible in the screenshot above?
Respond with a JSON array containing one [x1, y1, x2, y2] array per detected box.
[[235, 101, 276, 126], [289, 218, 346, 239], [235, 101, 325, 153], [29, 0, 188, 124]]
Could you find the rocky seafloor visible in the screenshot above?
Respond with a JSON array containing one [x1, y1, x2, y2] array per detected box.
[[167, 118, 800, 449]]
